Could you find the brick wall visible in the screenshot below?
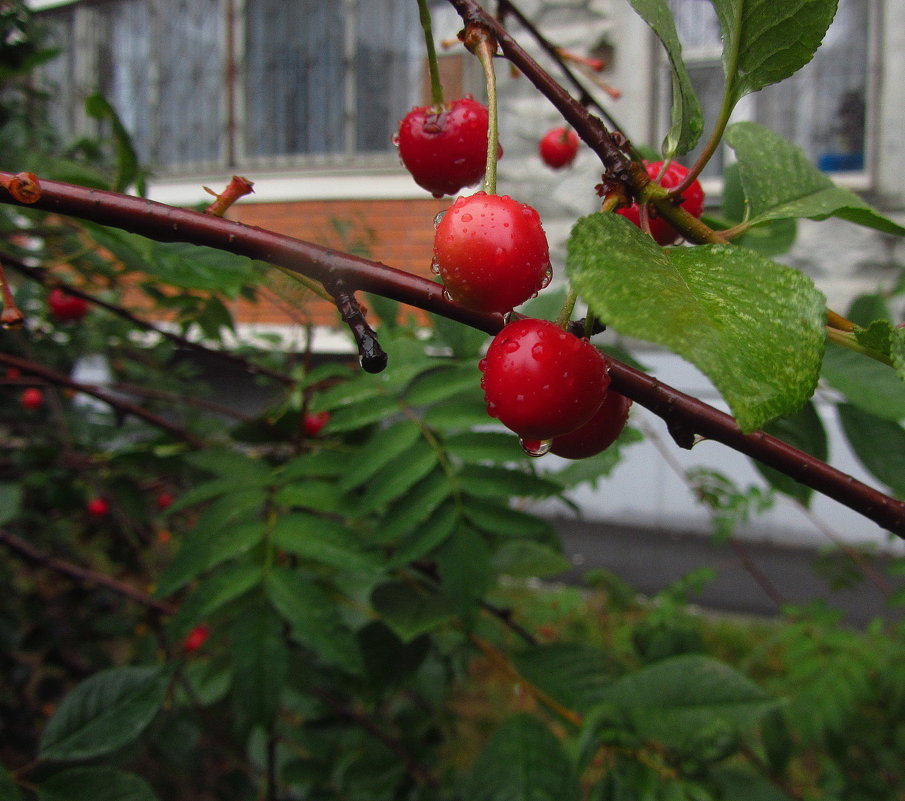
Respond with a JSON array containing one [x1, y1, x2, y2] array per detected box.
[[230, 197, 449, 326]]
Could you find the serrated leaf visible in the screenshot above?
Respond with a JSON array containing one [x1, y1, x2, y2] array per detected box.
[[265, 568, 363, 672], [85, 91, 141, 193], [459, 466, 562, 499], [279, 450, 350, 481], [712, 0, 839, 106], [492, 540, 571, 579], [272, 513, 381, 574], [387, 499, 458, 566], [374, 469, 453, 545], [726, 122, 905, 235], [353, 440, 438, 514], [892, 327, 905, 384], [404, 363, 481, 406], [321, 395, 401, 433], [39, 666, 170, 761], [437, 528, 493, 619], [628, 0, 703, 156], [423, 393, 493, 430], [156, 520, 266, 598], [465, 714, 581, 801], [567, 213, 825, 431], [229, 603, 288, 733], [753, 401, 827, 505], [37, 767, 158, 801], [337, 421, 423, 491], [837, 403, 905, 498], [464, 499, 554, 539], [592, 654, 776, 749], [821, 346, 905, 421], [167, 561, 263, 639], [0, 483, 22, 525], [273, 480, 343, 513], [371, 581, 456, 642], [514, 644, 618, 711], [444, 431, 525, 463]]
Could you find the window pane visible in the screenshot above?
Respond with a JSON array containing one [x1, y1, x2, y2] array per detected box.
[[33, 6, 78, 145], [244, 0, 344, 158], [154, 0, 223, 168]]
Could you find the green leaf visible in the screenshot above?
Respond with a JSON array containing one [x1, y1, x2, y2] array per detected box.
[[229, 602, 288, 733], [374, 469, 453, 545], [436, 528, 493, 619], [459, 466, 562, 499], [627, 0, 703, 156], [265, 568, 363, 672], [821, 346, 905, 421], [753, 401, 827, 505], [712, 0, 839, 106], [273, 480, 343, 513], [444, 431, 525, 463], [155, 520, 266, 598], [726, 122, 905, 235], [144, 242, 258, 296], [167, 561, 263, 640], [837, 403, 905, 498], [272, 513, 381, 574], [336, 421, 423, 491], [371, 581, 456, 642], [352, 440, 438, 514], [514, 644, 618, 711], [85, 92, 141, 193], [567, 213, 825, 431], [321, 395, 401, 433], [423, 392, 493, 430], [37, 767, 158, 801], [357, 621, 430, 689], [0, 764, 22, 801], [592, 654, 776, 749], [710, 766, 797, 801], [39, 666, 170, 761], [387, 499, 458, 566], [492, 540, 571, 579], [464, 499, 554, 540], [465, 714, 581, 801], [0, 483, 22, 525], [404, 363, 481, 406]]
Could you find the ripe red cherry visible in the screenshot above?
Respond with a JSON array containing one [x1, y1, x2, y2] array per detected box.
[[395, 97, 500, 198], [539, 127, 579, 169], [303, 411, 330, 437], [479, 318, 610, 440], [47, 287, 89, 322], [21, 387, 44, 410], [183, 623, 210, 654], [86, 497, 109, 518], [156, 491, 175, 511], [549, 390, 632, 459], [433, 192, 551, 314], [617, 160, 705, 245]]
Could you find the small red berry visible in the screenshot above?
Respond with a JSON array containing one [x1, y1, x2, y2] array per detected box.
[[183, 623, 210, 654], [21, 387, 43, 410], [156, 491, 175, 511], [6, 368, 21, 379], [47, 287, 89, 322], [480, 318, 610, 440], [539, 127, 580, 169], [395, 97, 500, 198], [550, 390, 632, 459], [617, 161, 705, 245], [433, 192, 551, 314], [303, 411, 330, 437], [86, 497, 109, 518]]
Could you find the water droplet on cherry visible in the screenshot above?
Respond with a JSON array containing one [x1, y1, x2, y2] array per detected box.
[[434, 210, 447, 227], [520, 437, 552, 457], [430, 259, 441, 275]]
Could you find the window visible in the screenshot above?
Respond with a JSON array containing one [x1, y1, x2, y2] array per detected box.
[[663, 0, 871, 178], [35, 0, 462, 174]]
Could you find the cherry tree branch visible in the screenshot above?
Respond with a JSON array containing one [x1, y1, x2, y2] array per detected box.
[[1, 174, 904, 537]]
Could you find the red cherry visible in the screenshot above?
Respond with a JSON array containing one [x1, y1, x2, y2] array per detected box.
[[6, 368, 21, 379], [479, 318, 610, 440], [21, 387, 43, 410], [48, 287, 89, 322], [539, 127, 579, 169], [395, 97, 500, 198], [303, 411, 330, 437], [433, 192, 551, 314], [156, 491, 175, 511], [549, 390, 632, 459], [183, 623, 210, 654], [616, 161, 705, 245], [86, 497, 109, 518]]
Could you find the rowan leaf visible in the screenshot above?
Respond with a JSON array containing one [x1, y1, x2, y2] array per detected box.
[[567, 213, 825, 431]]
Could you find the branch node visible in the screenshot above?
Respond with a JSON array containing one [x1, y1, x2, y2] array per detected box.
[[333, 286, 388, 374]]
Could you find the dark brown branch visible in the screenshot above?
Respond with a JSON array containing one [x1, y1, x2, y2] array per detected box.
[[0, 350, 205, 448], [0, 529, 177, 615], [1, 174, 904, 537]]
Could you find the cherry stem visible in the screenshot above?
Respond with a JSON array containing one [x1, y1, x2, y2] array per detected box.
[[467, 27, 499, 195], [826, 327, 893, 367], [555, 286, 579, 331], [418, 0, 446, 108]]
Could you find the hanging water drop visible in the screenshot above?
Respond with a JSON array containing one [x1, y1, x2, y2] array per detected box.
[[520, 437, 552, 457], [434, 209, 447, 227]]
